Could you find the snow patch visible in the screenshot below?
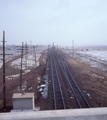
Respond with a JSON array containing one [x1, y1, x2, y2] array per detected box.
[[38, 75, 49, 98]]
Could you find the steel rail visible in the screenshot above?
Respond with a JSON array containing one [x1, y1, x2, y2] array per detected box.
[[50, 48, 66, 109], [53, 51, 82, 108], [52, 52, 66, 109], [50, 49, 56, 109], [61, 54, 91, 108], [51, 49, 65, 109], [54, 49, 91, 108]]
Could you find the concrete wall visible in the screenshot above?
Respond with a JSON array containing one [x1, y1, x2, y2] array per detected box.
[[13, 98, 33, 110], [0, 107, 107, 120]]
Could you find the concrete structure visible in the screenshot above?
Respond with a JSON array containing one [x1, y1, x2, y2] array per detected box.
[[0, 107, 107, 120], [12, 93, 35, 110]]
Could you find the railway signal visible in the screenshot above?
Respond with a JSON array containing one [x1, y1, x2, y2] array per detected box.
[[0, 31, 13, 111]]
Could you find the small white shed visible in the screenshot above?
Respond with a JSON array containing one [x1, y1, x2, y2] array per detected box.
[[12, 93, 35, 110]]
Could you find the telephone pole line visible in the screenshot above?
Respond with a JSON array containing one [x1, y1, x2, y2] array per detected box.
[[17, 42, 28, 89], [0, 31, 13, 111]]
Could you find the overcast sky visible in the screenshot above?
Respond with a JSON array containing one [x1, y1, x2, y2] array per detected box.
[[0, 0, 107, 46]]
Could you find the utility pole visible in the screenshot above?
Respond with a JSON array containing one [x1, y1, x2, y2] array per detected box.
[[3, 31, 6, 111], [48, 44, 50, 54], [57, 45, 58, 52], [0, 31, 13, 111], [20, 42, 23, 89], [72, 40, 74, 57], [17, 42, 28, 89], [48, 45, 50, 51], [53, 42, 54, 49], [34, 46, 36, 65], [25, 42, 28, 69], [30, 41, 32, 54]]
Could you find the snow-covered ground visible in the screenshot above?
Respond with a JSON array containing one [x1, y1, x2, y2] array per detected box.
[[63, 49, 107, 71], [0, 45, 47, 69], [11, 53, 41, 70], [77, 50, 107, 61], [75, 50, 107, 71], [4, 53, 41, 81], [4, 48, 46, 81], [37, 75, 48, 98], [0, 50, 21, 68], [0, 60, 2, 68]]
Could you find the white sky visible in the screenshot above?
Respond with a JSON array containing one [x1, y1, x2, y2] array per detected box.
[[0, 0, 107, 46]]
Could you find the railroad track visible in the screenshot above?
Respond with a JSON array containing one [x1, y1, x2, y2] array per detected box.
[[49, 48, 66, 109], [49, 47, 91, 109], [57, 52, 91, 108]]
